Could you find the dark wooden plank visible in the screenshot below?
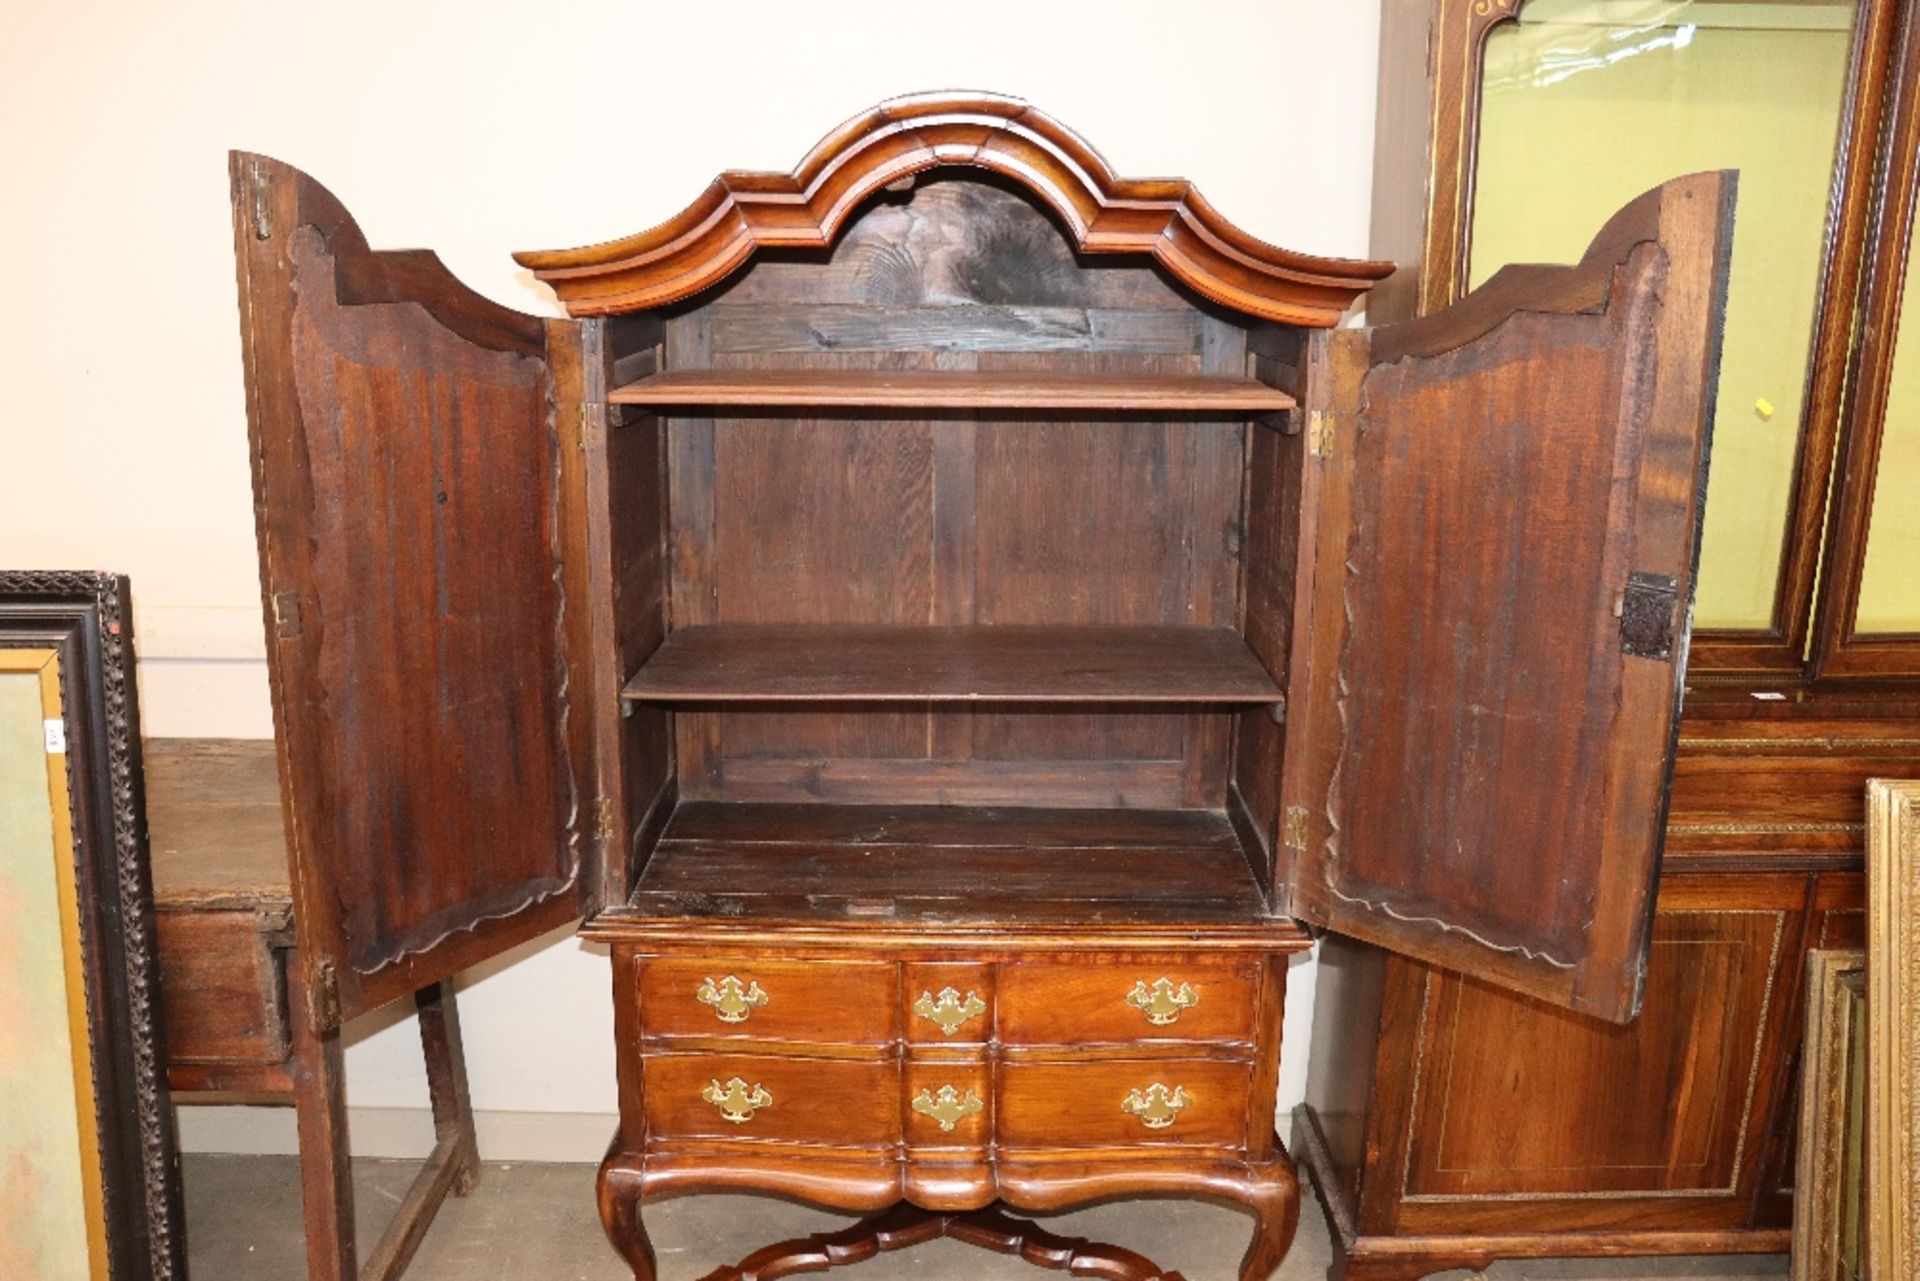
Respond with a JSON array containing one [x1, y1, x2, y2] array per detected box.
[[664, 800, 1244, 849], [624, 625, 1283, 705], [145, 737, 291, 908], [623, 802, 1268, 926], [609, 368, 1293, 412]]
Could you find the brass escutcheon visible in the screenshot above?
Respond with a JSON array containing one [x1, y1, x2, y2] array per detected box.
[[702, 1077, 772, 1123], [1122, 1083, 1192, 1130], [913, 987, 987, 1037], [910, 1084, 985, 1133], [695, 975, 769, 1024], [1125, 977, 1200, 1026]]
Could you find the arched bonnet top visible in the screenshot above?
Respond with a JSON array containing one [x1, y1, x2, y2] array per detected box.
[[513, 92, 1395, 326]]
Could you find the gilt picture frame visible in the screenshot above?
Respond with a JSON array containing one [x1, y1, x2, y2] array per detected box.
[[0, 571, 184, 1279], [1790, 947, 1867, 1281], [1867, 777, 1920, 1281]]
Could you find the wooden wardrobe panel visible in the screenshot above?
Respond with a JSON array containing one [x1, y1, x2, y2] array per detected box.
[[1374, 875, 1807, 1239], [232, 154, 588, 1021], [1289, 173, 1735, 1020]]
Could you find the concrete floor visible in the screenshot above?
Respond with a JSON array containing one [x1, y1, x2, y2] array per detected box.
[[181, 1154, 1790, 1281]]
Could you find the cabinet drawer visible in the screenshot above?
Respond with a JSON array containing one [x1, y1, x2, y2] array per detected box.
[[643, 1053, 897, 1146], [638, 958, 896, 1044], [999, 1058, 1252, 1150], [999, 960, 1258, 1045], [155, 909, 288, 1067]]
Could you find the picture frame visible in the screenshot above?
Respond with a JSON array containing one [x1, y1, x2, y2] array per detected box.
[[1867, 777, 1920, 1281], [1790, 947, 1868, 1281], [0, 570, 185, 1279]]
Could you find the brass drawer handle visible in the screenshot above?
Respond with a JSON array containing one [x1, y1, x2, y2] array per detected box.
[[702, 1077, 772, 1123], [1125, 977, 1200, 1026], [696, 975, 769, 1024], [1122, 1083, 1192, 1130], [911, 1085, 985, 1133], [913, 987, 987, 1036]]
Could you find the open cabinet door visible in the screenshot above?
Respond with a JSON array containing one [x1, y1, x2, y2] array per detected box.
[[230, 154, 594, 1030], [1285, 172, 1734, 1023]]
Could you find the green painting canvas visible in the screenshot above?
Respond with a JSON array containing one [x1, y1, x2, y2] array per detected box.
[[0, 663, 97, 1279]]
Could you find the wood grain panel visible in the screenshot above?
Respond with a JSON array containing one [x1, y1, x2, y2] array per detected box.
[[154, 911, 288, 1066], [998, 959, 1259, 1047], [625, 625, 1280, 704], [144, 738, 289, 909], [231, 154, 584, 1021], [618, 802, 1269, 928], [997, 1058, 1253, 1151], [638, 958, 897, 1046], [1398, 895, 1794, 1201], [1291, 174, 1735, 1021], [642, 1052, 897, 1146], [612, 367, 1290, 411]]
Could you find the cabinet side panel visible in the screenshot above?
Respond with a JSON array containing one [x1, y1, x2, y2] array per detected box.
[[601, 316, 676, 893]]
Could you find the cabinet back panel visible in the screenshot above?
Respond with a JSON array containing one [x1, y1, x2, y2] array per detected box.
[[658, 177, 1252, 809]]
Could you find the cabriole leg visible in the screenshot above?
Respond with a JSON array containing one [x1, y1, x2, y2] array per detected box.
[[597, 1149, 656, 1281], [1238, 1157, 1301, 1281]]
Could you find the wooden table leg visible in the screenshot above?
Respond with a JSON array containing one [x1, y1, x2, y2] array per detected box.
[[289, 973, 356, 1281], [416, 980, 480, 1196]]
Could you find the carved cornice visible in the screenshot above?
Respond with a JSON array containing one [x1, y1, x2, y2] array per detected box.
[[515, 92, 1393, 326]]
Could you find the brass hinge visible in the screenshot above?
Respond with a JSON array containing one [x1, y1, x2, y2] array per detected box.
[[250, 159, 272, 241], [1305, 410, 1337, 460], [311, 959, 341, 1034], [271, 590, 302, 639], [1283, 806, 1310, 851], [594, 794, 615, 844], [579, 402, 605, 451]]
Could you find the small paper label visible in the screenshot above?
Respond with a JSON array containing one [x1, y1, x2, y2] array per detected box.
[[44, 718, 66, 753], [1751, 691, 1787, 701]]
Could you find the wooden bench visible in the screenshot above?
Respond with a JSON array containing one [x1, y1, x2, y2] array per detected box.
[[147, 738, 480, 1281]]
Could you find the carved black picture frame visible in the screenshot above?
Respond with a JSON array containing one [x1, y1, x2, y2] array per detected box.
[[1, 570, 185, 1279]]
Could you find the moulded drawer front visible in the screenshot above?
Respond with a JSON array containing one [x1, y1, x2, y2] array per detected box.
[[638, 958, 898, 1044], [998, 960, 1259, 1046], [997, 1058, 1252, 1150], [643, 1053, 898, 1146]]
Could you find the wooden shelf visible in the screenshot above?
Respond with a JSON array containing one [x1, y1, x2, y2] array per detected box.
[[623, 624, 1284, 705], [607, 368, 1296, 413], [612, 802, 1272, 928]]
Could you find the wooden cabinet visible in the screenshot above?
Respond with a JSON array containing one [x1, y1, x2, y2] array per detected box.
[[226, 93, 1733, 1280]]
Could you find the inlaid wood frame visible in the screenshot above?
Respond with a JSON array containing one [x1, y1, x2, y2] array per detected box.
[[1866, 778, 1920, 1279], [1789, 948, 1868, 1281], [0, 571, 186, 1279], [1371, 0, 1905, 677], [1814, 2, 1920, 677]]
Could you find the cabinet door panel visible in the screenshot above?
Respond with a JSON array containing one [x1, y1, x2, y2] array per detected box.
[[1288, 173, 1735, 1022], [1398, 893, 1793, 1206], [231, 154, 588, 1024]]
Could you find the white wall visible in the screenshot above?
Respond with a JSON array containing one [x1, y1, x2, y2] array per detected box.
[[0, 0, 1381, 1159]]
